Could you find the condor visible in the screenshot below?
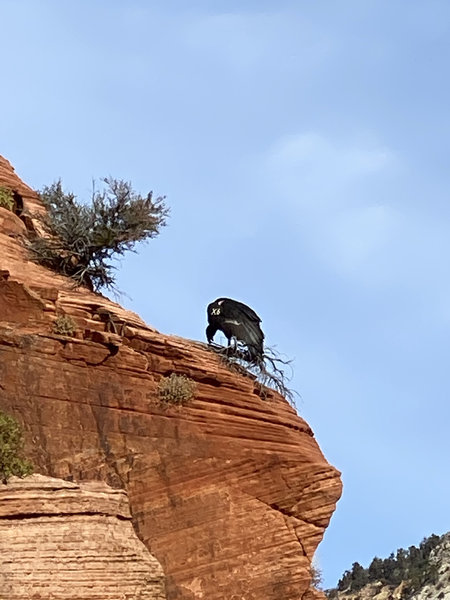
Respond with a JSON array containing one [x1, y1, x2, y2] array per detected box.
[[206, 297, 264, 361]]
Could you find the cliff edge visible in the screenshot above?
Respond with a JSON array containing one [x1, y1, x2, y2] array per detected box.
[[0, 156, 342, 600]]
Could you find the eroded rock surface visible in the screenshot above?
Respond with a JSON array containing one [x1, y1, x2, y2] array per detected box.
[[0, 474, 166, 599], [0, 156, 342, 600]]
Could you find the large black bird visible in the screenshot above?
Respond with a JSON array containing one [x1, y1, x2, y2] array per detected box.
[[206, 297, 264, 361]]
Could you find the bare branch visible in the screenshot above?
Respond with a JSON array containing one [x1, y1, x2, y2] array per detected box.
[[208, 342, 298, 407]]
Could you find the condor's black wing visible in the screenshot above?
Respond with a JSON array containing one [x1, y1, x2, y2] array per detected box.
[[217, 298, 262, 325], [217, 298, 265, 357]]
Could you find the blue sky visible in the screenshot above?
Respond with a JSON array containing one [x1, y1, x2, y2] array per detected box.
[[2, 0, 450, 588]]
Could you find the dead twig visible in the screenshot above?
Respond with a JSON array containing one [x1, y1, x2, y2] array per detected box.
[[208, 342, 298, 407]]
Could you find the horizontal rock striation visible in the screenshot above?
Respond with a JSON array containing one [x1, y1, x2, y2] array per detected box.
[[0, 474, 166, 599], [0, 156, 342, 600]]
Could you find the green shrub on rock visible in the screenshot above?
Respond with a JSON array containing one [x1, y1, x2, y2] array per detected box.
[[0, 187, 14, 211], [158, 373, 196, 406], [0, 411, 33, 483]]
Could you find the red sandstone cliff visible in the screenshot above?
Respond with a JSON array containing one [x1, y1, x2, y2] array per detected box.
[[0, 474, 166, 599], [0, 155, 342, 600]]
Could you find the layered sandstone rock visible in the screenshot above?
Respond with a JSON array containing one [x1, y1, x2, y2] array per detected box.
[[0, 156, 342, 600], [0, 474, 166, 599]]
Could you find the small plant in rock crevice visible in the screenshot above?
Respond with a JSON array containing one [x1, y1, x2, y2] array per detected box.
[[0, 187, 14, 211], [158, 373, 196, 406], [0, 410, 34, 483], [53, 314, 77, 336]]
